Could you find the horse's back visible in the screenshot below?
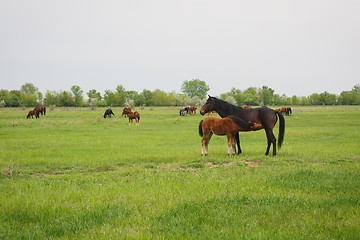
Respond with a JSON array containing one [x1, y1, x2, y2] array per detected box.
[[202, 117, 234, 135]]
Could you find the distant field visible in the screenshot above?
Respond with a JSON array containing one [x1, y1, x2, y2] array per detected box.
[[1, 106, 359, 239]]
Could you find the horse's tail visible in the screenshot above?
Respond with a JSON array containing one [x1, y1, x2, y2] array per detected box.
[[275, 111, 285, 149], [137, 112, 140, 120], [198, 120, 204, 137], [44, 106, 46, 115]]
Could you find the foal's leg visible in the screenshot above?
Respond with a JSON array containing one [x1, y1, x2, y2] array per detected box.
[[226, 135, 232, 155], [231, 135, 236, 155], [204, 132, 213, 156]]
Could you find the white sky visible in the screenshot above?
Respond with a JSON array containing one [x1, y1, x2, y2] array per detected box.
[[0, 0, 359, 97]]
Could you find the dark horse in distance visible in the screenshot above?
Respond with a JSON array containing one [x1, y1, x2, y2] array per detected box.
[[200, 96, 285, 156], [104, 108, 115, 118]]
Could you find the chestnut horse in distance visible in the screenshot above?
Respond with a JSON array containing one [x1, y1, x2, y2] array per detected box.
[[27, 110, 39, 119], [122, 108, 140, 125]]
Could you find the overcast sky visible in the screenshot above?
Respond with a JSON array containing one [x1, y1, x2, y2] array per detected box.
[[1, 0, 359, 97]]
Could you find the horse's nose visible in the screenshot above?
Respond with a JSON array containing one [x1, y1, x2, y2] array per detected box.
[[200, 110, 205, 115]]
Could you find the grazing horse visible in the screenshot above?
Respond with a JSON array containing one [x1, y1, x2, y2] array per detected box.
[[122, 108, 140, 125], [199, 116, 262, 156], [200, 96, 285, 156], [34, 106, 46, 115], [276, 107, 292, 116], [187, 106, 197, 115], [104, 108, 115, 118], [27, 110, 39, 119], [286, 107, 292, 116], [179, 107, 188, 116]]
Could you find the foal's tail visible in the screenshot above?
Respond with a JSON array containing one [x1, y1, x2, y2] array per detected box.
[[275, 111, 285, 149], [198, 120, 204, 137]]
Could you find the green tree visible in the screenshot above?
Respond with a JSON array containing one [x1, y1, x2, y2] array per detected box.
[[20, 83, 38, 95], [23, 93, 37, 107], [71, 85, 84, 107], [259, 86, 274, 106], [58, 91, 74, 106], [319, 91, 337, 105], [153, 89, 176, 106], [142, 89, 154, 106], [242, 87, 260, 106], [339, 91, 359, 105], [0, 90, 10, 107], [20, 83, 39, 106], [87, 89, 101, 101], [291, 95, 300, 105], [9, 90, 22, 107], [181, 79, 210, 99], [104, 90, 115, 106], [134, 93, 145, 106], [309, 93, 321, 105], [44, 90, 58, 106]]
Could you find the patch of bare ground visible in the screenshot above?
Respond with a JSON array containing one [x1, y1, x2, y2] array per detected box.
[[158, 164, 178, 171], [242, 160, 262, 167], [206, 162, 234, 168]]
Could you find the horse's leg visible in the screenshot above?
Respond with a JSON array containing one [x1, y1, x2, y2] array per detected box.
[[204, 132, 213, 156], [235, 133, 241, 154], [226, 134, 232, 155], [231, 135, 236, 155], [265, 129, 277, 156], [201, 137, 206, 156]]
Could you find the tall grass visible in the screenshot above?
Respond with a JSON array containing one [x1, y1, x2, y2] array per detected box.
[[0, 106, 359, 239]]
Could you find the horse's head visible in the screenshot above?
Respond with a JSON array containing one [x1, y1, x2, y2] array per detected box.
[[200, 96, 216, 115], [122, 108, 130, 116]]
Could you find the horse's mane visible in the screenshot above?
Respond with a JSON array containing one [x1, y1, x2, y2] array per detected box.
[[211, 96, 242, 116]]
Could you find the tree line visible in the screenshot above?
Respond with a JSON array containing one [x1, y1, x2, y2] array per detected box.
[[0, 80, 359, 107]]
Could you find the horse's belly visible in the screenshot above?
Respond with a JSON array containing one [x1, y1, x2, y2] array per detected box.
[[211, 129, 227, 136]]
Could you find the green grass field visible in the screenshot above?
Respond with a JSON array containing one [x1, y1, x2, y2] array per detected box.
[[1, 106, 359, 239]]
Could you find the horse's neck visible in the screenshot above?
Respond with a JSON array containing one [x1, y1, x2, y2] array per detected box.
[[215, 102, 240, 117]]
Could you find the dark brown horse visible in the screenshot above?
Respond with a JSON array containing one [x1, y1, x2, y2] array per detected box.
[[286, 107, 292, 116], [200, 96, 285, 156], [199, 116, 262, 156], [122, 108, 140, 125], [34, 106, 46, 115], [27, 110, 39, 119], [104, 108, 115, 118]]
